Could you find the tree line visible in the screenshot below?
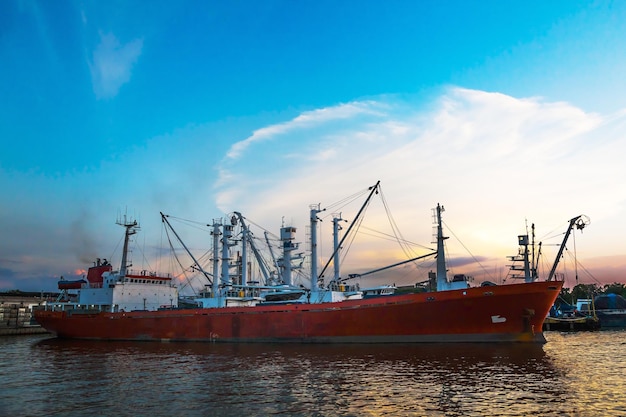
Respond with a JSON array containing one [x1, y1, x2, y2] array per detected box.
[[560, 282, 626, 304]]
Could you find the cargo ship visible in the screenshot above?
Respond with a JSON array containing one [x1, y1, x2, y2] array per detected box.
[[35, 182, 584, 343]]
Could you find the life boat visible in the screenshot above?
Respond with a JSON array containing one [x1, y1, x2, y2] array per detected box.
[[57, 279, 87, 290]]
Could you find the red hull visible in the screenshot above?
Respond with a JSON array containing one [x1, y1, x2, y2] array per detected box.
[[35, 280, 562, 343]]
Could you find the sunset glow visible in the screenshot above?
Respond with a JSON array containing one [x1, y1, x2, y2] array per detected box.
[[0, 1, 624, 291]]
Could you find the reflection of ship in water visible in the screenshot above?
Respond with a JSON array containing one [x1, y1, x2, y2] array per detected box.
[[33, 336, 551, 383], [34, 335, 548, 362], [33, 336, 563, 416]]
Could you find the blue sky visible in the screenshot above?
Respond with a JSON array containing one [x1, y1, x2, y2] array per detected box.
[[1, 0, 625, 292]]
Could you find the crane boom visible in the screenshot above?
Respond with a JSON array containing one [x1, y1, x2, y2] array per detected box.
[[547, 215, 585, 281], [345, 251, 437, 281]]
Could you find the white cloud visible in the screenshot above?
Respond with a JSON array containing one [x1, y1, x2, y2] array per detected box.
[[4, 87, 624, 290], [213, 88, 626, 283], [89, 32, 143, 99], [225, 101, 389, 159]]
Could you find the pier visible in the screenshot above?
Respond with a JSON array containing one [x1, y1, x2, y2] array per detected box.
[[0, 294, 51, 336]]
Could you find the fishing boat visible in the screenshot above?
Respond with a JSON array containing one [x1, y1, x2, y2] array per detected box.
[[35, 182, 582, 343], [542, 297, 600, 331], [543, 308, 601, 332]]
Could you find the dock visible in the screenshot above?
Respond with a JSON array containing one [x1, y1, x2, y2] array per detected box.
[[543, 315, 601, 332], [0, 294, 51, 336]]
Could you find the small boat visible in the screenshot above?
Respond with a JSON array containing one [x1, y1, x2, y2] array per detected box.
[[262, 287, 307, 304], [35, 182, 584, 344], [56, 279, 87, 290], [361, 284, 398, 298], [543, 299, 601, 331]]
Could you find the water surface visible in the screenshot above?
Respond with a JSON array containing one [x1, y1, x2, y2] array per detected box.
[[1, 331, 624, 416]]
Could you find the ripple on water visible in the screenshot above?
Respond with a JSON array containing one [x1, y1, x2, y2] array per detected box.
[[0, 332, 625, 416]]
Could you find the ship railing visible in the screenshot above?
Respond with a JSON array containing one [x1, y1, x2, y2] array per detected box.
[[40, 302, 77, 312], [224, 289, 251, 298], [42, 303, 111, 313], [221, 286, 268, 298], [126, 269, 172, 278]]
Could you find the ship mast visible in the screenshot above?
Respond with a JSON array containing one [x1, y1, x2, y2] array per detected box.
[[309, 204, 324, 293], [332, 214, 346, 282], [433, 204, 470, 291], [233, 212, 272, 284], [221, 222, 236, 287], [278, 224, 303, 286], [211, 219, 221, 296], [530, 223, 539, 281], [117, 216, 139, 278], [434, 204, 448, 291]]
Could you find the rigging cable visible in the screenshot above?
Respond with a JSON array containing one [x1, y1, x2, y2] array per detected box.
[[442, 219, 495, 282], [168, 215, 221, 279], [336, 187, 381, 272], [378, 187, 426, 260], [322, 187, 371, 216], [573, 226, 579, 284], [162, 219, 200, 295]]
